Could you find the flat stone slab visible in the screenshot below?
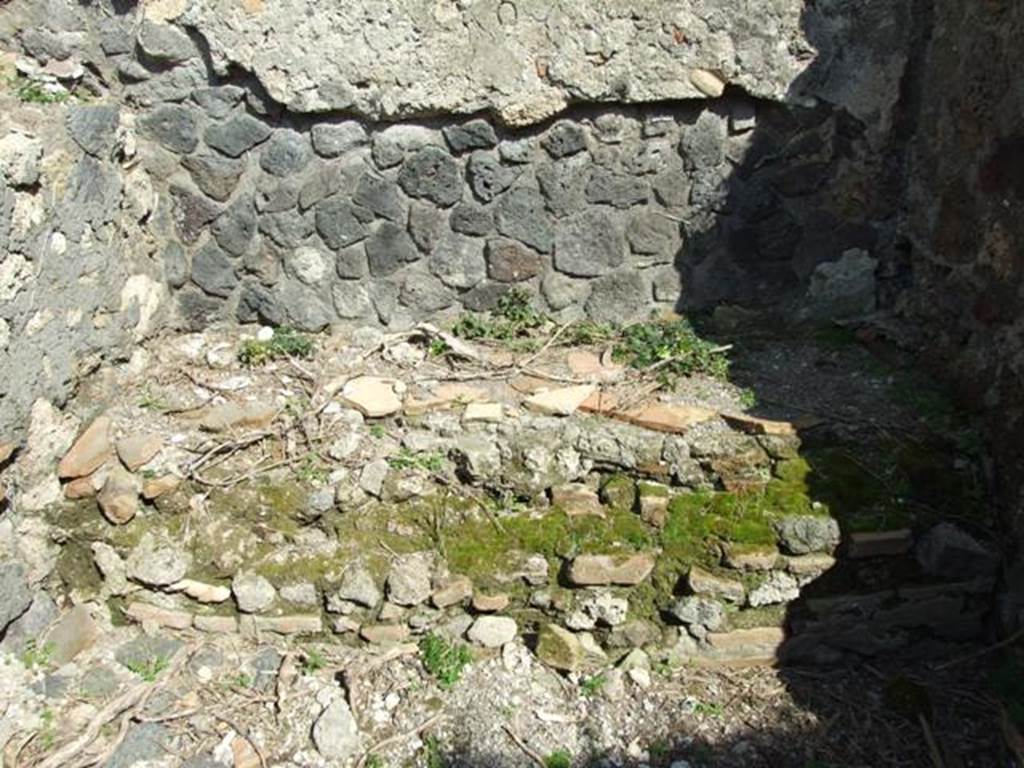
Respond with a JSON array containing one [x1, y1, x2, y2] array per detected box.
[[524, 385, 596, 416], [566, 554, 655, 586], [342, 376, 403, 418], [58, 415, 111, 479]]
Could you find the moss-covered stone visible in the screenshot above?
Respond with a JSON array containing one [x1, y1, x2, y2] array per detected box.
[[535, 623, 584, 671], [600, 474, 637, 511]]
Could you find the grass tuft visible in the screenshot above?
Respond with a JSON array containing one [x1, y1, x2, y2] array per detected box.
[[238, 326, 314, 366], [419, 633, 473, 690]]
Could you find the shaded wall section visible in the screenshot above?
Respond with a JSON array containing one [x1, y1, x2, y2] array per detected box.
[[895, 0, 1024, 624]]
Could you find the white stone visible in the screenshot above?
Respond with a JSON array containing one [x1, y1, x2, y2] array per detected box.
[[313, 697, 362, 760], [359, 458, 389, 497], [0, 254, 31, 302], [232, 573, 277, 613], [747, 571, 800, 607], [0, 132, 42, 186], [463, 402, 503, 423], [287, 246, 328, 285], [467, 616, 517, 647], [168, 578, 231, 603], [120, 274, 166, 338], [19, 399, 79, 511], [126, 535, 191, 587]]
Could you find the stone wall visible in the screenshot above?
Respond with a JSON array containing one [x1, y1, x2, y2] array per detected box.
[[0, 0, 918, 438], [0, 97, 163, 442], [896, 0, 1024, 626], [148, 97, 888, 333]]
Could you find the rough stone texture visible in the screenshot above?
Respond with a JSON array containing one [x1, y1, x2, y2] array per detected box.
[[0, 561, 32, 633], [178, 1, 811, 124], [467, 616, 517, 647], [313, 698, 362, 760], [895, 0, 1024, 627], [386, 552, 433, 606]]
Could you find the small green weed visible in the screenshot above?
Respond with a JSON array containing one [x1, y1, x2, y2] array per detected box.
[[369, 424, 387, 439], [649, 739, 670, 760], [419, 633, 472, 690], [424, 735, 446, 768], [126, 655, 169, 682], [14, 79, 69, 104], [452, 287, 544, 341], [389, 448, 444, 474], [296, 453, 331, 483], [20, 639, 55, 670], [226, 672, 253, 688], [692, 700, 724, 717], [545, 749, 572, 768], [365, 756, 385, 768], [428, 338, 451, 357], [238, 326, 314, 366], [613, 316, 729, 382], [561, 320, 617, 346], [137, 386, 169, 412], [738, 387, 757, 409], [580, 674, 607, 697], [38, 707, 56, 749], [301, 648, 327, 675]]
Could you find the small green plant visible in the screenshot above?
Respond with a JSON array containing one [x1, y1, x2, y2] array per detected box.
[[424, 735, 446, 768], [296, 452, 330, 483], [369, 424, 387, 439], [226, 672, 253, 688], [38, 707, 56, 749], [15, 79, 69, 104], [137, 386, 169, 412], [428, 338, 451, 357], [738, 387, 757, 409], [579, 674, 606, 697], [20, 639, 54, 670], [649, 740, 670, 761], [238, 326, 314, 366], [452, 288, 545, 341], [692, 700, 724, 717], [562, 320, 617, 346], [126, 655, 169, 682], [301, 648, 327, 675], [545, 749, 572, 768], [419, 633, 472, 690], [365, 756, 385, 768], [388, 448, 444, 474], [613, 316, 730, 382]]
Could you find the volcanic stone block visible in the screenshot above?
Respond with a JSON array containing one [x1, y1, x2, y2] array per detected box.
[[542, 122, 587, 158], [181, 152, 245, 202], [553, 209, 625, 277], [191, 240, 238, 298], [312, 121, 367, 157], [467, 153, 521, 202], [354, 173, 405, 222], [260, 129, 312, 176], [205, 114, 273, 157], [316, 198, 368, 250], [443, 119, 498, 152], [365, 221, 419, 276], [140, 104, 199, 154], [398, 145, 462, 206], [485, 238, 542, 282], [430, 232, 486, 289], [494, 187, 554, 253]]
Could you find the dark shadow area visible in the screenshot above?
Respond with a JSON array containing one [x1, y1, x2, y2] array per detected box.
[[432, 1, 1012, 766]]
